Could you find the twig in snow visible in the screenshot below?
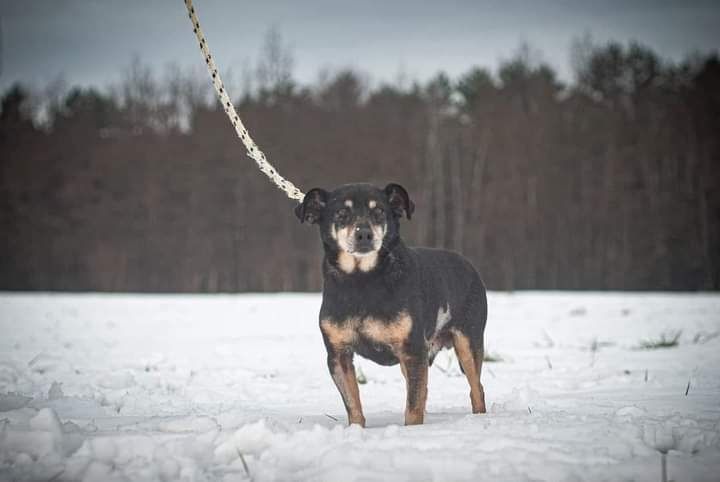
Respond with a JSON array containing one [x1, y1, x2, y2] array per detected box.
[[540, 330, 554, 348], [589, 338, 598, 367], [527, 406, 532, 414], [685, 378, 691, 396], [324, 413, 339, 421], [545, 355, 552, 370], [297, 416, 303, 424], [486, 367, 496, 378], [48, 469, 65, 482], [644, 369, 648, 382], [660, 451, 667, 482], [236, 449, 252, 481]]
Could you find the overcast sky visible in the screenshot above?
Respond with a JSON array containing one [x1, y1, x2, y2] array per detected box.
[[1, 0, 719, 92]]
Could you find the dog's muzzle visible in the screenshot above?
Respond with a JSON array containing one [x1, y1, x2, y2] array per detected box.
[[353, 223, 375, 253]]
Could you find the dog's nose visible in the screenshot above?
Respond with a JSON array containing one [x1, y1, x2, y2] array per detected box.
[[354, 224, 373, 244]]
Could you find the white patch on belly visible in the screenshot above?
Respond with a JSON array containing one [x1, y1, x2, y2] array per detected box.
[[436, 304, 451, 332]]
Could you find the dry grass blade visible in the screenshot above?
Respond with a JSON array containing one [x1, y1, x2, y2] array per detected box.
[[483, 352, 504, 363], [356, 366, 367, 384], [637, 331, 681, 350]]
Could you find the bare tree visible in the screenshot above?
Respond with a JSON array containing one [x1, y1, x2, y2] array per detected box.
[[256, 26, 294, 96], [2, 43, 719, 292]]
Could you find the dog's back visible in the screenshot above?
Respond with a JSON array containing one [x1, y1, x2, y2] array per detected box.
[[411, 247, 488, 342]]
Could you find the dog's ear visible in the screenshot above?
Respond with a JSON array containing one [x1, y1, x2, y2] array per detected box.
[[294, 188, 328, 224], [384, 183, 415, 220]]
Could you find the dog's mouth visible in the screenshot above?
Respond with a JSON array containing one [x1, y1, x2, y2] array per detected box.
[[334, 222, 385, 256], [349, 245, 377, 256], [345, 238, 382, 256]]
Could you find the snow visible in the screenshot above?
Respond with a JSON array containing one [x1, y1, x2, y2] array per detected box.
[[0, 291, 719, 481]]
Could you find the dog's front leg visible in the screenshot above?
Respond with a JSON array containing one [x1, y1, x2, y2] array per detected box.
[[398, 347, 429, 425], [326, 348, 366, 427]]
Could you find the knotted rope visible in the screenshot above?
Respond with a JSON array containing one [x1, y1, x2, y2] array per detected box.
[[183, 0, 305, 202]]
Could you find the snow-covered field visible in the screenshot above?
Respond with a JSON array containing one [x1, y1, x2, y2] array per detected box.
[[1, 292, 719, 481]]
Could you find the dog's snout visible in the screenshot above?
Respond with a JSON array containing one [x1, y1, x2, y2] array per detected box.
[[354, 224, 373, 243]]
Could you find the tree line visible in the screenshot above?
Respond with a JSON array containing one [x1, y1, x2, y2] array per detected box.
[[1, 37, 718, 291]]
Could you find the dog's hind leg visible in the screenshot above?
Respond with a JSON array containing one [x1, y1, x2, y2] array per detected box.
[[451, 328, 486, 414]]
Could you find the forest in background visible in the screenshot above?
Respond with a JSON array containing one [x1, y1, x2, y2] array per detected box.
[[1, 35, 719, 292]]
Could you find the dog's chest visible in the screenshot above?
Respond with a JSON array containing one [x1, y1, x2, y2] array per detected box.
[[321, 312, 412, 349]]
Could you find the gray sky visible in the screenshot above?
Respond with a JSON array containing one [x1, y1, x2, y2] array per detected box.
[[1, 0, 719, 92]]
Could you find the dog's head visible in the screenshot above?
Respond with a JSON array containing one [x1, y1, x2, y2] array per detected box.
[[295, 183, 414, 262]]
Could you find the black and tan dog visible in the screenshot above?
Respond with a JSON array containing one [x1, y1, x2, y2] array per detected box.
[[295, 183, 487, 426]]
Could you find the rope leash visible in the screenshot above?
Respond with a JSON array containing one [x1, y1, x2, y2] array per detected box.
[[183, 0, 305, 202]]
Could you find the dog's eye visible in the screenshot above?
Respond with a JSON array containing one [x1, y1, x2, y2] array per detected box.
[[334, 208, 351, 224], [371, 207, 385, 223]]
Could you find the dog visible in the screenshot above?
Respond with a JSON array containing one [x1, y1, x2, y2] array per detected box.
[[295, 183, 487, 426]]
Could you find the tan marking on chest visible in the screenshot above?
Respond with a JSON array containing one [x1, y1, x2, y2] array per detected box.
[[321, 312, 413, 348], [336, 250, 378, 273], [361, 312, 412, 345], [320, 318, 357, 348], [356, 252, 378, 272], [337, 251, 357, 274]]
